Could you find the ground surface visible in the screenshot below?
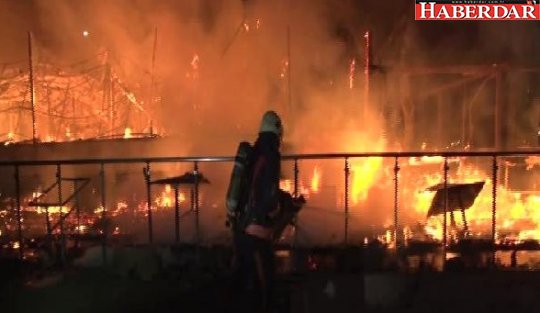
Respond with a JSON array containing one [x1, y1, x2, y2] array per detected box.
[[4, 268, 238, 313], [3, 248, 540, 313]]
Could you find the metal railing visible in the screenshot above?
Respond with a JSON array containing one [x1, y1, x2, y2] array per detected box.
[[3, 149, 540, 265]]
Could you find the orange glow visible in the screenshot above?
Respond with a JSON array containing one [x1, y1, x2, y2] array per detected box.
[[123, 127, 132, 139], [342, 132, 385, 205], [279, 179, 311, 198], [36, 206, 69, 214], [311, 166, 321, 193], [155, 184, 186, 208], [410, 161, 540, 243], [350, 157, 383, 204], [349, 59, 355, 89], [526, 156, 540, 170], [408, 156, 445, 166], [280, 179, 293, 194], [191, 54, 199, 71], [94, 206, 105, 214], [280, 60, 289, 79], [277, 134, 385, 206], [0, 60, 152, 142], [4, 131, 14, 145], [186, 53, 200, 80]]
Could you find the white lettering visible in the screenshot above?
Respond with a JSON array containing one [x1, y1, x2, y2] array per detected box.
[[506, 6, 519, 19], [420, 2, 437, 19], [477, 5, 490, 19], [419, 3, 538, 20], [454, 5, 466, 18], [465, 5, 477, 19], [523, 5, 536, 19], [437, 5, 450, 19], [493, 5, 508, 19]]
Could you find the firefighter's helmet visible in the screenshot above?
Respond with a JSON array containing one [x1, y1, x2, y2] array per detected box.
[[259, 110, 283, 138]]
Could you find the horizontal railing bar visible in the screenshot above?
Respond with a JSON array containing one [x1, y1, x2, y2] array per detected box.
[[28, 202, 63, 207], [61, 177, 91, 182], [0, 150, 538, 166], [283, 150, 540, 159]]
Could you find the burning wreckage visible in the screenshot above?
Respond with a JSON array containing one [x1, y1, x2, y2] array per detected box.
[[1, 145, 539, 272], [0, 17, 539, 280]]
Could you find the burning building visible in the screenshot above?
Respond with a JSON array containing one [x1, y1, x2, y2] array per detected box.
[[0, 0, 539, 273]]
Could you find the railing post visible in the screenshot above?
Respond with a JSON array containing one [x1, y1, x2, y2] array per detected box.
[[293, 159, 299, 198], [443, 157, 449, 269], [344, 157, 350, 246], [491, 156, 498, 266], [100, 163, 108, 264], [14, 165, 23, 260], [293, 158, 299, 247], [45, 170, 53, 253], [45, 203, 52, 238], [144, 162, 153, 244], [56, 164, 66, 265], [174, 184, 180, 244], [74, 180, 80, 248], [194, 161, 200, 245], [393, 157, 400, 247]]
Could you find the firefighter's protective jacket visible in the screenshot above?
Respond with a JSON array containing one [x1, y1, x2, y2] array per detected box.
[[245, 132, 281, 229]]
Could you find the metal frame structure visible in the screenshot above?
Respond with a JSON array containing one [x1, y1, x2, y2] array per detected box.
[[5, 149, 540, 268], [25, 175, 90, 265]]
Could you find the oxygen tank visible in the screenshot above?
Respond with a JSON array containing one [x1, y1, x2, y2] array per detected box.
[[226, 141, 253, 222]]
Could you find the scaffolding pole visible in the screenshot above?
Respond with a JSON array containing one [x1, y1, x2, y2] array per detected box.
[[28, 32, 37, 144]]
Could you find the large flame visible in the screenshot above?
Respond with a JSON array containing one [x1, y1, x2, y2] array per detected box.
[[350, 157, 383, 204], [155, 184, 186, 208], [280, 131, 385, 206], [311, 166, 321, 193], [349, 134, 385, 205], [410, 161, 540, 243]]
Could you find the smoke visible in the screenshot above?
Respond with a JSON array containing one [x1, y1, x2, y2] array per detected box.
[[5, 0, 397, 155], [0, 1, 538, 151], [1, 0, 539, 245]]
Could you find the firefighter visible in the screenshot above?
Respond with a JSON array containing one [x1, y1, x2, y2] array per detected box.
[[239, 110, 283, 313]]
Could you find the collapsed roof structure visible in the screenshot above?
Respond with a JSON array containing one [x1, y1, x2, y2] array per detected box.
[[0, 51, 156, 144]]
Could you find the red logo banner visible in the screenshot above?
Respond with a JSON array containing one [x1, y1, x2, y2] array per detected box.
[[415, 1, 540, 20]]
